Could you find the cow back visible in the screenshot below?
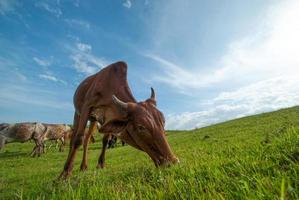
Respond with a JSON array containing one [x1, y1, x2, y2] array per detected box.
[[3, 123, 38, 142], [74, 61, 137, 125]]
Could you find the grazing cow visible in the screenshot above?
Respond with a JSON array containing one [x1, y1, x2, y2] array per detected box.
[[42, 124, 73, 152], [0, 122, 46, 156], [0, 123, 73, 156], [0, 123, 9, 131], [106, 135, 125, 148], [107, 135, 117, 149], [59, 61, 179, 179]]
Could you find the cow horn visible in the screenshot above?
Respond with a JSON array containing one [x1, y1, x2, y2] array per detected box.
[[150, 87, 156, 100], [112, 95, 128, 111]]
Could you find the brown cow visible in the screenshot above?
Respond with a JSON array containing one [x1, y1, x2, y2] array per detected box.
[[0, 122, 46, 156], [59, 61, 179, 179]]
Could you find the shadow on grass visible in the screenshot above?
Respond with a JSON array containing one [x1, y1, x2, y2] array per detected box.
[[0, 151, 28, 158]]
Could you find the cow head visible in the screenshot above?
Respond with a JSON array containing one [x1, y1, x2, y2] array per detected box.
[[112, 88, 179, 167]]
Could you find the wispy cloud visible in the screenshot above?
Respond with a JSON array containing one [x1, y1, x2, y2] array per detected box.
[[33, 56, 66, 85], [0, 0, 19, 15], [73, 0, 80, 7], [122, 0, 132, 9], [159, 0, 299, 129], [38, 73, 66, 85], [147, 0, 299, 92], [69, 41, 108, 75], [64, 18, 90, 30], [33, 57, 51, 67], [144, 54, 213, 90], [39, 74, 57, 81], [35, 1, 62, 18], [15, 71, 27, 81], [76, 42, 91, 52]]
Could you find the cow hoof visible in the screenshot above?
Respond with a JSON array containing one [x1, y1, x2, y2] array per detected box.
[[58, 171, 71, 180], [96, 163, 105, 169], [80, 164, 88, 171]]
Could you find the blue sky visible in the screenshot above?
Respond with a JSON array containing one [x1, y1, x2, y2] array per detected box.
[[1, 0, 299, 129]]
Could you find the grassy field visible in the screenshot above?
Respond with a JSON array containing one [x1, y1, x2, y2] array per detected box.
[[0, 106, 299, 199]]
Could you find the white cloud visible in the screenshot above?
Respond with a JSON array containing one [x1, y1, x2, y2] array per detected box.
[[35, 1, 62, 18], [159, 0, 299, 129], [64, 19, 90, 30], [69, 42, 108, 75], [0, 0, 18, 15], [148, 0, 299, 91], [38, 74, 57, 82], [166, 75, 299, 130], [76, 42, 91, 52], [33, 57, 51, 67], [123, 0, 132, 9], [145, 54, 213, 90], [38, 73, 67, 85]]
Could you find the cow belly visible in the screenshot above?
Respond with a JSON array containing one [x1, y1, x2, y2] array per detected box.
[[3, 135, 24, 143]]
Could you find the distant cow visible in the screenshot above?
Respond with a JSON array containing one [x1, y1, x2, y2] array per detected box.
[[107, 135, 125, 149], [0, 122, 46, 156], [0, 123, 73, 156], [59, 61, 179, 179], [42, 124, 73, 152], [107, 135, 117, 148], [0, 123, 9, 131]]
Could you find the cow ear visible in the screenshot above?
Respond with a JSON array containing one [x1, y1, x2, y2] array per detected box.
[[99, 120, 127, 133]]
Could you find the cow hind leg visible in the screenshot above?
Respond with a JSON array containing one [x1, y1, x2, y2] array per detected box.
[[59, 110, 89, 179], [59, 138, 65, 152], [42, 142, 45, 154], [97, 133, 110, 169], [80, 120, 97, 171], [90, 135, 96, 143]]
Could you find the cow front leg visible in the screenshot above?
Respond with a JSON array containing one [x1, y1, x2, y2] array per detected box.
[[30, 139, 43, 157], [59, 138, 65, 152], [80, 121, 97, 171], [97, 133, 110, 169], [59, 110, 89, 179], [30, 144, 38, 157]]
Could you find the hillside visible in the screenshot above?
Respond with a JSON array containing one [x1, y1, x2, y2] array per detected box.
[[0, 106, 298, 199]]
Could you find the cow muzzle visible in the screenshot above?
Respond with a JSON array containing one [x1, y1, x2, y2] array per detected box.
[[153, 154, 180, 167]]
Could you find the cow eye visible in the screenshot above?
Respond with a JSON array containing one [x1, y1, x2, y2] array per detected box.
[[137, 125, 146, 132]]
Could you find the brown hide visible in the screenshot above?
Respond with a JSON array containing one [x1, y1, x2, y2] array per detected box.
[[59, 61, 178, 179], [42, 124, 72, 141], [74, 61, 136, 125]]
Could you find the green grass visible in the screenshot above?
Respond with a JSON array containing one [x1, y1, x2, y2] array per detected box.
[[1, 106, 299, 199]]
